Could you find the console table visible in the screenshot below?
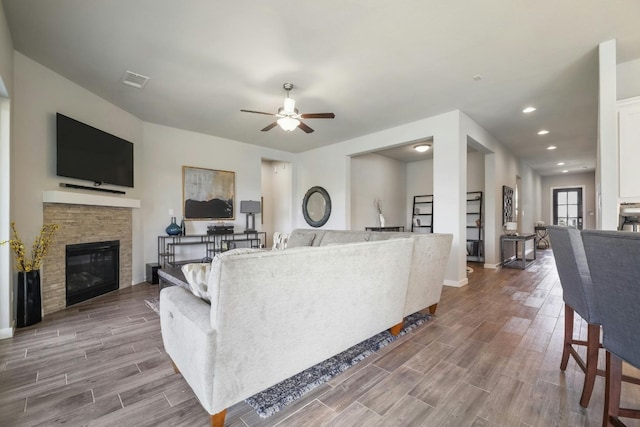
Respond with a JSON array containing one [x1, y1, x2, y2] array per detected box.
[[500, 234, 537, 269], [157, 232, 266, 268], [365, 226, 405, 232]]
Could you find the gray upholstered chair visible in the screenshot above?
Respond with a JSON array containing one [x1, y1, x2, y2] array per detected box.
[[547, 225, 600, 407], [581, 230, 640, 426]]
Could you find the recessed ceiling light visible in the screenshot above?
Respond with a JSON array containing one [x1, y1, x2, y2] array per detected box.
[[557, 162, 565, 166], [538, 130, 550, 135], [522, 107, 536, 113], [547, 145, 557, 150], [562, 170, 569, 173], [414, 144, 431, 153]]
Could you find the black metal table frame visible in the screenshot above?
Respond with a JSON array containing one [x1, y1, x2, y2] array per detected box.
[[500, 234, 537, 269]]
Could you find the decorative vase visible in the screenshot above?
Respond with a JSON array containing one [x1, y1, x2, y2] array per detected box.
[[180, 217, 186, 236], [166, 217, 182, 236], [17, 270, 41, 327], [379, 214, 386, 228]]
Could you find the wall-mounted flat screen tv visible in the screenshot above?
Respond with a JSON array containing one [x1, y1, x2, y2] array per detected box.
[[56, 113, 134, 188]]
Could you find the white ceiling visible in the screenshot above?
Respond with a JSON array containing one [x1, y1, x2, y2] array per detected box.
[[3, 1, 640, 175]]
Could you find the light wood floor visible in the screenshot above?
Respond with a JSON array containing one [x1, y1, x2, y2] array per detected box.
[[1, 250, 639, 426]]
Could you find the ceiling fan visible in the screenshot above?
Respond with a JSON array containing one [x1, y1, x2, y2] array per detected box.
[[241, 83, 335, 133]]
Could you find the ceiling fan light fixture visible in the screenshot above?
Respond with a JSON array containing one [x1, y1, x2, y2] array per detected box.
[[283, 97, 296, 114], [414, 144, 431, 153], [277, 116, 300, 131]]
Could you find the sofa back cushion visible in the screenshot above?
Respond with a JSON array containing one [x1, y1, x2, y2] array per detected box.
[[318, 230, 371, 246], [287, 232, 317, 248]]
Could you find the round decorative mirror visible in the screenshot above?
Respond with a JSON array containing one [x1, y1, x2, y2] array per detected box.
[[302, 186, 331, 228]]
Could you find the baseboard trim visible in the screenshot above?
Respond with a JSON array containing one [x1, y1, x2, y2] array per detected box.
[[483, 263, 501, 269], [0, 325, 15, 340], [444, 278, 469, 288]]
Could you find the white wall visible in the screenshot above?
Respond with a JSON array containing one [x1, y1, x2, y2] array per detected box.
[[597, 40, 618, 230], [0, 4, 13, 338], [261, 159, 293, 247], [617, 58, 640, 100], [141, 123, 295, 265], [350, 153, 406, 230], [540, 172, 596, 230]]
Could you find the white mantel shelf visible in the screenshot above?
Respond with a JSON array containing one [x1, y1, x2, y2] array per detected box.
[[43, 190, 141, 209]]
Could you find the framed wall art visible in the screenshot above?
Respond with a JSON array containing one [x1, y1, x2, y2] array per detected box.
[[503, 185, 514, 225], [182, 166, 235, 220]]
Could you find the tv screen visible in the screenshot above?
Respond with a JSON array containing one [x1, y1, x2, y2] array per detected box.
[[56, 113, 134, 188]]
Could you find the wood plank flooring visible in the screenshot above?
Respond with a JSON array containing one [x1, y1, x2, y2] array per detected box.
[[1, 250, 639, 426]]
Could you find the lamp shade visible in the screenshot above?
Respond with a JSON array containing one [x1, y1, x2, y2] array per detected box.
[[240, 200, 261, 214]]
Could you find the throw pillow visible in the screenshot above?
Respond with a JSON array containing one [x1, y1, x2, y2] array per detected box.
[[181, 263, 211, 302], [287, 232, 316, 248]]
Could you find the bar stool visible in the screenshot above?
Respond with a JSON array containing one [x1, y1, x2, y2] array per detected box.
[[547, 226, 600, 407], [582, 230, 640, 427]]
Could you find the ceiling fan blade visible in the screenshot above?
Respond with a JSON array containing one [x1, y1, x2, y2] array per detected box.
[[300, 113, 335, 119], [298, 121, 314, 133], [241, 109, 276, 116], [261, 122, 278, 132]]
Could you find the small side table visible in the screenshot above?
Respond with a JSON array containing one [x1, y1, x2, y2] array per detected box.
[[535, 226, 550, 249], [501, 234, 537, 269]]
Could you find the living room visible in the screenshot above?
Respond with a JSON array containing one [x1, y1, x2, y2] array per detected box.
[[1, 0, 639, 341]]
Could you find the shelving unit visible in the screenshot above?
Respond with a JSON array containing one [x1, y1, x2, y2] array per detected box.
[[412, 195, 433, 233], [466, 191, 484, 262], [157, 232, 266, 268]]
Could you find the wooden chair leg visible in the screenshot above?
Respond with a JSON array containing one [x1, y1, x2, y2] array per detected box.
[[211, 409, 227, 427], [580, 322, 600, 407], [389, 321, 403, 336], [604, 351, 623, 427], [561, 305, 574, 371]]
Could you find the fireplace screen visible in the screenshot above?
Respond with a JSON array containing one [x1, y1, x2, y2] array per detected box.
[[65, 240, 119, 306]]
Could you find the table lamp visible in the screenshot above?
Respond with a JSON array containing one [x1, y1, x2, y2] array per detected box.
[[240, 200, 261, 233]]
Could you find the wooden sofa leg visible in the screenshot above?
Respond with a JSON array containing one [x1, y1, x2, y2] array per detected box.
[[172, 361, 180, 374], [389, 321, 403, 336], [211, 409, 227, 427], [428, 304, 438, 315]]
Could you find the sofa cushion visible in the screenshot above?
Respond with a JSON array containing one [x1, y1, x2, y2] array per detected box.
[[318, 231, 370, 246], [181, 263, 211, 301], [287, 232, 316, 247]]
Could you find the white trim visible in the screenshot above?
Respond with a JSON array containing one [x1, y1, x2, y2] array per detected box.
[[444, 278, 469, 287], [0, 325, 14, 340], [483, 262, 501, 269], [43, 191, 141, 208], [617, 96, 640, 108]]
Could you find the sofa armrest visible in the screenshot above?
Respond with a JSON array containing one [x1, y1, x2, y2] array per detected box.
[[159, 286, 218, 414]]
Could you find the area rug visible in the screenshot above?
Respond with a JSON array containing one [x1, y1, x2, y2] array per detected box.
[[144, 297, 159, 314], [245, 311, 431, 418]]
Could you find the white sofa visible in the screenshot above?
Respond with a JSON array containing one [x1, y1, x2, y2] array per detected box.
[[287, 229, 453, 316], [160, 238, 418, 426]]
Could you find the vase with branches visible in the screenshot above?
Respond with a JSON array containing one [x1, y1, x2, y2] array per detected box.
[[1, 222, 59, 327]]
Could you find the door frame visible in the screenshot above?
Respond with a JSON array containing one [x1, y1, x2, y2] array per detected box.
[[550, 185, 586, 229]]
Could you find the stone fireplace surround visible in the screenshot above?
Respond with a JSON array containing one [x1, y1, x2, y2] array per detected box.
[[42, 191, 139, 315]]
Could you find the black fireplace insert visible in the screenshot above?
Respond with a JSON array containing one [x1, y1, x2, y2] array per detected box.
[[65, 240, 119, 306]]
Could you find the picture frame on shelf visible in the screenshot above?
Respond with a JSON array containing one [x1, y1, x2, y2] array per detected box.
[[183, 166, 235, 220]]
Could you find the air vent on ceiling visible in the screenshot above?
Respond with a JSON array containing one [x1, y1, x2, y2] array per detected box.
[[121, 70, 150, 89]]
